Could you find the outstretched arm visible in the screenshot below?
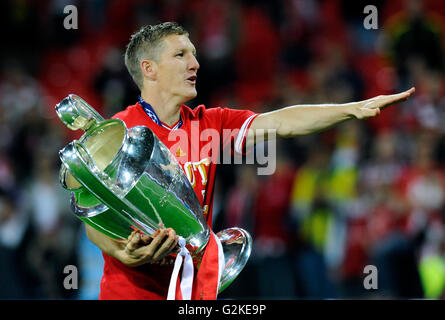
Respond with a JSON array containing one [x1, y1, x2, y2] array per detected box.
[[247, 87, 415, 143]]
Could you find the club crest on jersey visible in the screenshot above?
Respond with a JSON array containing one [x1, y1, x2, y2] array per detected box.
[[175, 146, 186, 157]]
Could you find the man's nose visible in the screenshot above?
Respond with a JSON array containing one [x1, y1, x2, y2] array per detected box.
[[188, 54, 200, 71]]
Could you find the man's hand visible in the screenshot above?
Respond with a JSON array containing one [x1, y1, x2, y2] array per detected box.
[[352, 87, 416, 119], [118, 228, 179, 267]]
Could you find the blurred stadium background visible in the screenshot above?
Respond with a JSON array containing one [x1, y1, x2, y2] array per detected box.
[[1, 0, 445, 299]]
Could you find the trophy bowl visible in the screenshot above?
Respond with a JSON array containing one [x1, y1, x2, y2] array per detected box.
[[56, 94, 252, 293]]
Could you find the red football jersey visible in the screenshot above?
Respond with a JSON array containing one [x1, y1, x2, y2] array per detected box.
[[98, 102, 258, 300]]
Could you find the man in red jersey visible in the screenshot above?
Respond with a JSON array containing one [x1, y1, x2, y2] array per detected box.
[[85, 22, 415, 300]]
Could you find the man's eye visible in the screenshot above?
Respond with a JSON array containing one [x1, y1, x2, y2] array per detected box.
[[176, 52, 184, 57]]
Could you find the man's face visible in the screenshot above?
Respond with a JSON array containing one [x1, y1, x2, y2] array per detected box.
[[153, 34, 200, 104]]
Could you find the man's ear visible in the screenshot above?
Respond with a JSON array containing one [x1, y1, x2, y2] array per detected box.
[[141, 59, 157, 81]]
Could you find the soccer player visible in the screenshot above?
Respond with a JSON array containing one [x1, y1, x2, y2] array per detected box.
[[85, 22, 415, 300]]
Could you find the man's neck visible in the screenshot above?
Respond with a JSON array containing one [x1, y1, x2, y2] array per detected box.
[[140, 91, 182, 127]]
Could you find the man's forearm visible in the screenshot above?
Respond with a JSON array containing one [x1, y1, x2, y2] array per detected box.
[[85, 224, 141, 267], [85, 224, 127, 261], [266, 103, 357, 137], [250, 102, 359, 139], [85, 224, 178, 267]]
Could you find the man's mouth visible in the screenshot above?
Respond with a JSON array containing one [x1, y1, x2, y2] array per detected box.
[[186, 75, 197, 85]]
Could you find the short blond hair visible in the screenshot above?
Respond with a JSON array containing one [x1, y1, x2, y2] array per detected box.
[[124, 22, 189, 90]]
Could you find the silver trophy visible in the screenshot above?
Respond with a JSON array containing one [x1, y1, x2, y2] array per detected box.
[[56, 94, 252, 292]]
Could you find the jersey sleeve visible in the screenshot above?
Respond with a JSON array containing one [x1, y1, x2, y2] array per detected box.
[[218, 108, 259, 155]]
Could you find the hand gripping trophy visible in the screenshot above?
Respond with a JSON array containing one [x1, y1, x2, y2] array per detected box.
[[56, 94, 252, 299]]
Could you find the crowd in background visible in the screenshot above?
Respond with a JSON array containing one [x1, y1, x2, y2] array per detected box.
[[1, 0, 445, 299]]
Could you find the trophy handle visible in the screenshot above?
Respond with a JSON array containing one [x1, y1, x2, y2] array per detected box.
[[55, 94, 104, 131], [216, 227, 252, 293], [60, 140, 160, 236]]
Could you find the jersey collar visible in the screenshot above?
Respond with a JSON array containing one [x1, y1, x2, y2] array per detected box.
[[138, 96, 183, 130]]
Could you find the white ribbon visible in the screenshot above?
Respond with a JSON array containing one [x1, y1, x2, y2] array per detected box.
[[167, 236, 194, 300], [167, 232, 225, 300]]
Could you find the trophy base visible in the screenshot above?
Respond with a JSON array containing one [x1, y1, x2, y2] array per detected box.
[[217, 227, 252, 293]]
